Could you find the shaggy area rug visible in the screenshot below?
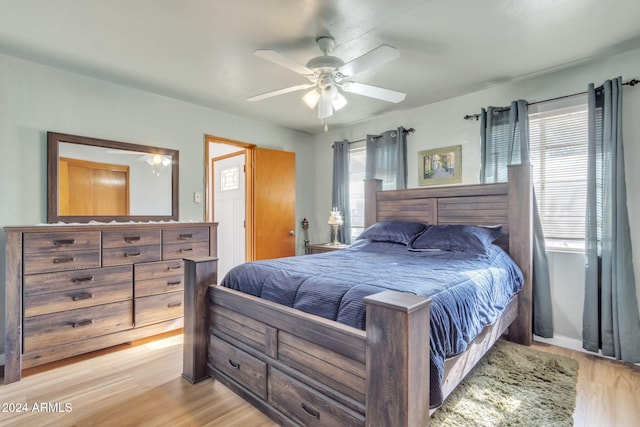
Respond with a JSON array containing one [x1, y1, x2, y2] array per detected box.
[[431, 340, 579, 427]]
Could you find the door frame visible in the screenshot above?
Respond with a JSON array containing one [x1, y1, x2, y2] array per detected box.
[[205, 134, 256, 260]]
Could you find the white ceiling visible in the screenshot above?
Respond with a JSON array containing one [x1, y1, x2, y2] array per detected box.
[[2, 0, 640, 134]]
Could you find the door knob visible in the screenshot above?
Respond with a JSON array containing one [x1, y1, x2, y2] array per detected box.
[[289, 230, 295, 236]]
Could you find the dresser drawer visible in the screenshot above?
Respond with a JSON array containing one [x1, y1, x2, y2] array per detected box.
[[24, 282, 132, 317], [134, 260, 184, 281], [269, 369, 364, 427], [23, 300, 133, 352], [209, 335, 267, 399], [162, 241, 210, 260], [24, 265, 132, 296], [24, 250, 101, 275], [23, 231, 100, 254], [162, 227, 209, 244], [135, 276, 183, 298], [134, 292, 184, 326], [103, 244, 161, 266], [102, 229, 161, 249]]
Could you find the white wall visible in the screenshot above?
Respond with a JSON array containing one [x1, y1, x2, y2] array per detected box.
[[312, 48, 640, 350], [0, 53, 315, 355]]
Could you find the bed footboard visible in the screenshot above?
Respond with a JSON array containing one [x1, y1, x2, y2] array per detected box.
[[182, 257, 432, 426]]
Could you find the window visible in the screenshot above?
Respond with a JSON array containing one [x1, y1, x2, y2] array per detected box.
[[348, 141, 366, 241], [528, 94, 588, 251]]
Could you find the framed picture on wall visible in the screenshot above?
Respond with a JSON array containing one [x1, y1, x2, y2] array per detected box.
[[418, 144, 462, 186]]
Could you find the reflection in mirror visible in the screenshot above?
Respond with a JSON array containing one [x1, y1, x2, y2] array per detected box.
[[48, 132, 179, 223]]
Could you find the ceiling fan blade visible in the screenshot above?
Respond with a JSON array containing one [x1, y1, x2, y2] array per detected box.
[[337, 45, 400, 78], [247, 83, 315, 102], [254, 49, 316, 76], [341, 81, 406, 103]]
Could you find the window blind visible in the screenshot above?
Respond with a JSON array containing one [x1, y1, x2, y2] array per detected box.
[[528, 94, 588, 243]]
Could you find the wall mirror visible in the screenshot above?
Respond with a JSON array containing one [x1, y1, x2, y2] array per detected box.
[[47, 132, 179, 223]]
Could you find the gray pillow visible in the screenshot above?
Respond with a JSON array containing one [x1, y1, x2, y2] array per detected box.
[[408, 224, 502, 254], [357, 221, 428, 245]]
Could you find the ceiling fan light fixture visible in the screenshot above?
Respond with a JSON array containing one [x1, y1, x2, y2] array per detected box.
[[332, 92, 347, 111], [302, 89, 320, 109], [317, 95, 333, 119], [146, 155, 164, 166], [321, 82, 338, 99]]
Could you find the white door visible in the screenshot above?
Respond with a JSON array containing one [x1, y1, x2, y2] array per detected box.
[[213, 153, 246, 280]]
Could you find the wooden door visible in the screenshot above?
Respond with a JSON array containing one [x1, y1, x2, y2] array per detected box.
[[59, 157, 129, 216], [252, 148, 296, 260]]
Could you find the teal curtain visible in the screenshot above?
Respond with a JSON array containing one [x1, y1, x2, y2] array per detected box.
[[583, 78, 640, 362], [332, 139, 350, 244], [480, 100, 554, 338], [365, 127, 407, 190]]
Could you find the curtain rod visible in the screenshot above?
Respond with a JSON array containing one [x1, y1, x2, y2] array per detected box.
[[344, 127, 416, 144], [462, 77, 640, 121]]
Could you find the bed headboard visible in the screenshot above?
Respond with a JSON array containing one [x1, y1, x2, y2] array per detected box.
[[367, 181, 511, 249], [364, 163, 533, 344]]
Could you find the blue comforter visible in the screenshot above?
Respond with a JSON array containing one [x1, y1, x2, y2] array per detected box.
[[220, 239, 523, 408]]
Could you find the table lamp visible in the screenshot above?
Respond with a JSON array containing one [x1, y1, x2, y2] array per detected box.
[[328, 208, 344, 245]]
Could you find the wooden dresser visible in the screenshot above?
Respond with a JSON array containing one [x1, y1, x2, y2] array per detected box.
[[4, 222, 217, 384]]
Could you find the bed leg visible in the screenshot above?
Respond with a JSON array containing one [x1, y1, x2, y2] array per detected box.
[[182, 257, 218, 384], [364, 290, 432, 427]]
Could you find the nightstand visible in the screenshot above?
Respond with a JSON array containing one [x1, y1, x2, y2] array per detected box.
[[306, 243, 350, 254]]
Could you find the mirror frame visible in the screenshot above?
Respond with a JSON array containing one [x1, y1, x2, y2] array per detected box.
[[47, 132, 179, 223]]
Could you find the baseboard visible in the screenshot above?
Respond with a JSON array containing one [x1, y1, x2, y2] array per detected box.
[[534, 334, 585, 353], [534, 334, 640, 365]]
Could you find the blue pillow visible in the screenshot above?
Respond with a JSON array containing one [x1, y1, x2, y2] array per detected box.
[[408, 224, 502, 254], [357, 221, 428, 245]]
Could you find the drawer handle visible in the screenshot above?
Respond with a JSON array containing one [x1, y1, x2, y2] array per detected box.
[[72, 292, 94, 301], [71, 319, 94, 328], [179, 248, 194, 253], [124, 252, 141, 257], [301, 403, 320, 419], [167, 265, 182, 271], [168, 302, 182, 308], [227, 359, 240, 370], [124, 236, 141, 243], [72, 275, 95, 284], [53, 238, 75, 247], [167, 280, 182, 286], [53, 256, 75, 264], [178, 233, 193, 240]]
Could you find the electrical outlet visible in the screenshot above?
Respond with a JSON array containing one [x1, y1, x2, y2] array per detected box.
[[194, 192, 202, 203]]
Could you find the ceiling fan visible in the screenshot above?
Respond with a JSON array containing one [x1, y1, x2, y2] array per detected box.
[[248, 36, 406, 121]]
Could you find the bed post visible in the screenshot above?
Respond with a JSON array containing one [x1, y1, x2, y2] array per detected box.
[[364, 290, 432, 427], [507, 164, 533, 346], [4, 229, 23, 384], [364, 178, 382, 228], [182, 256, 218, 383]]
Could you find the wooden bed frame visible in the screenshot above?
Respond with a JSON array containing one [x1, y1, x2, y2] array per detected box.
[[182, 164, 533, 426]]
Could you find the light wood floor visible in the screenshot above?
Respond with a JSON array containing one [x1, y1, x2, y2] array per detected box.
[[1, 333, 638, 427]]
